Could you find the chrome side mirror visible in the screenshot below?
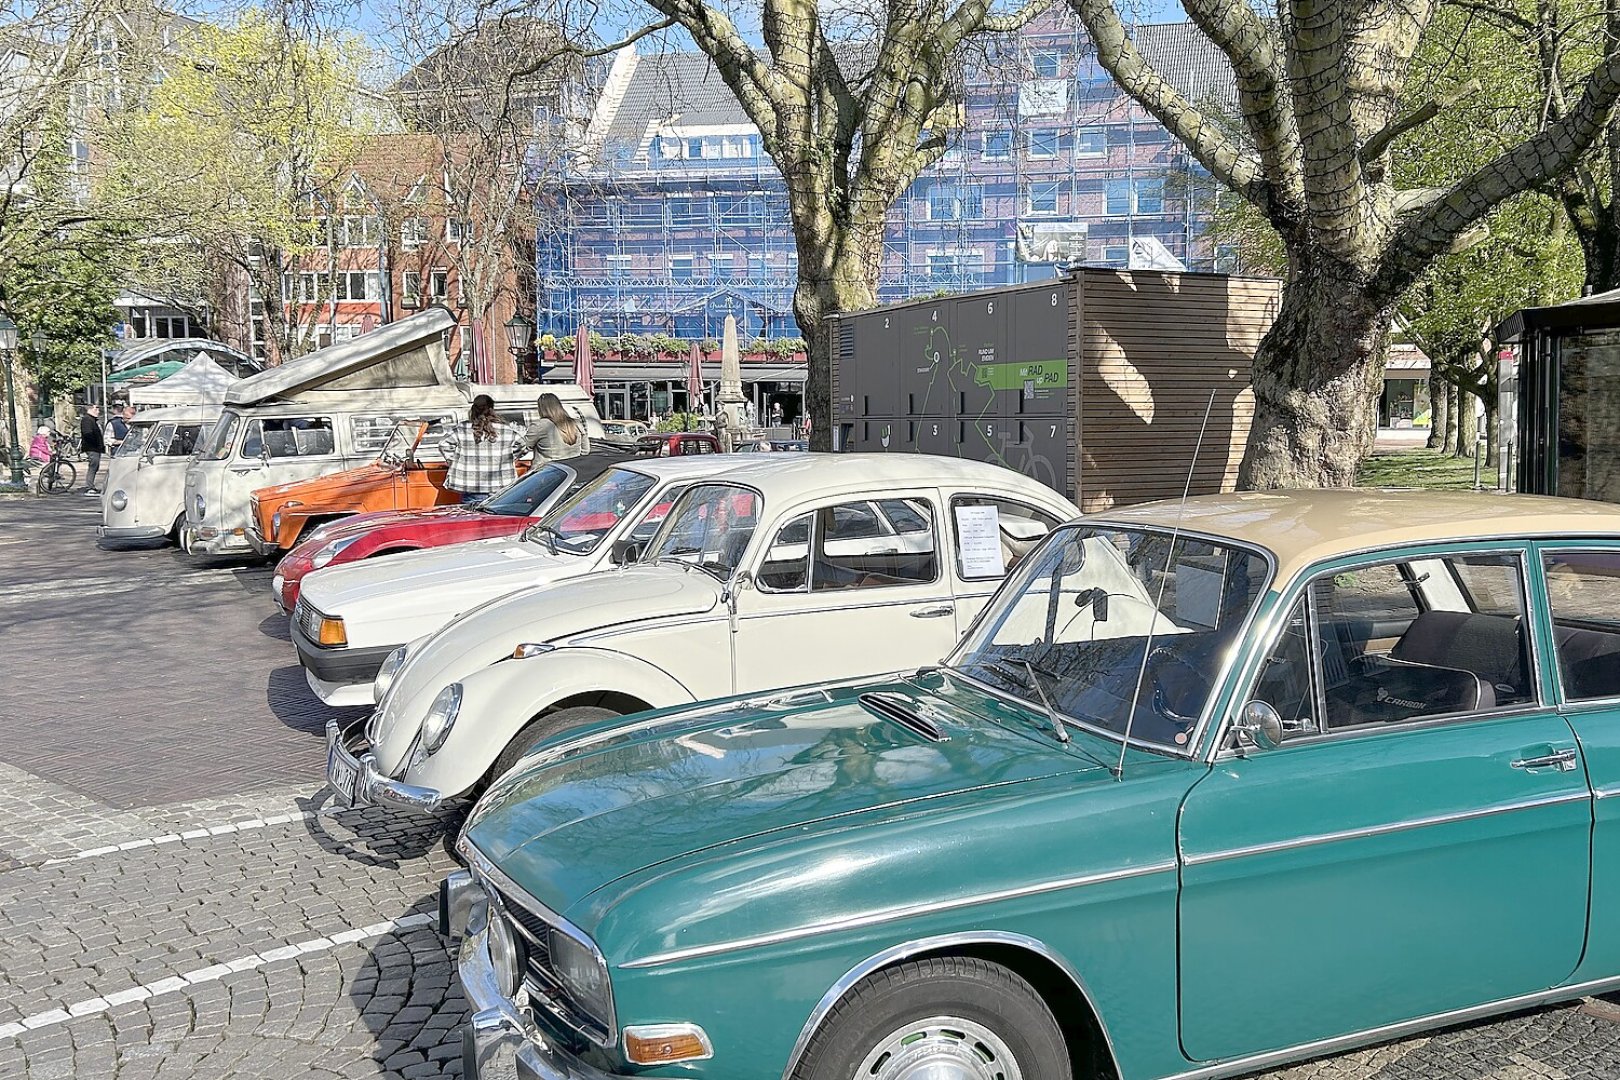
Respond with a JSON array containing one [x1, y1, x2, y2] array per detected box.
[[1233, 700, 1285, 752], [722, 570, 753, 610]]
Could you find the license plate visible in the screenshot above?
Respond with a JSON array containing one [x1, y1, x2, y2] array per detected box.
[[327, 742, 359, 805]]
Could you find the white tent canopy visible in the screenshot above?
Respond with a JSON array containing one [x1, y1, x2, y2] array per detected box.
[[128, 353, 239, 407]]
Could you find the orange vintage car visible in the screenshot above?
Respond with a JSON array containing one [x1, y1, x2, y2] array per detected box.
[[248, 421, 521, 553]]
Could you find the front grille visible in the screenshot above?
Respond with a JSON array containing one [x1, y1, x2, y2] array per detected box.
[[293, 597, 326, 644], [491, 886, 607, 1043]]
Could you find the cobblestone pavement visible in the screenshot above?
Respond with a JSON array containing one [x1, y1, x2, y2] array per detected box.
[[5, 494, 1620, 1079]]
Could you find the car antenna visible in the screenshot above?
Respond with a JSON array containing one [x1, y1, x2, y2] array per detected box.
[[1114, 389, 1216, 781]]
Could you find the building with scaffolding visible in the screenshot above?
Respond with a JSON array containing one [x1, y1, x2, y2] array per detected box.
[[537, 14, 1232, 421]]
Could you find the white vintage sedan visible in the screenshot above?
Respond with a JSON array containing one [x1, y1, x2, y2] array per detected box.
[[324, 454, 1076, 814], [292, 456, 744, 706]]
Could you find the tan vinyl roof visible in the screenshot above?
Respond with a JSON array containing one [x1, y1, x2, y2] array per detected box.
[[1096, 490, 1620, 583]]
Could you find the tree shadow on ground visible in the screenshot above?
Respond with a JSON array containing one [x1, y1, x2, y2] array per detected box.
[[267, 664, 366, 737], [348, 889, 470, 1079]]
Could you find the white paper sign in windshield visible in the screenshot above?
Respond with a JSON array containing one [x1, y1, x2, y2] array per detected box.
[[954, 504, 1004, 578]]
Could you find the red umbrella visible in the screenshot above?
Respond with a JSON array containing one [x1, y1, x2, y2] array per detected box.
[[687, 342, 704, 414], [574, 321, 593, 395]]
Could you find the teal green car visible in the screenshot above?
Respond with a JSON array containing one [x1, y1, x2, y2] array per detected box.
[[440, 489, 1620, 1080]]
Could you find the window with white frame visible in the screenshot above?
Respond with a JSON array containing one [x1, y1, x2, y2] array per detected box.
[[928, 183, 984, 221], [1076, 127, 1106, 156], [1029, 49, 1061, 77], [401, 217, 428, 250], [1106, 179, 1132, 215], [429, 269, 449, 300], [1025, 182, 1060, 214], [1027, 130, 1059, 158], [339, 215, 378, 247], [447, 220, 472, 244], [1135, 178, 1165, 214], [1103, 244, 1127, 264], [983, 132, 1012, 159], [401, 271, 421, 304]]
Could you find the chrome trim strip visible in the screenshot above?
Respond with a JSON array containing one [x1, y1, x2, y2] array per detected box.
[[779, 931, 1123, 1080], [1593, 784, 1620, 801], [620, 860, 1176, 969], [1161, 973, 1620, 1080], [1182, 790, 1590, 867]]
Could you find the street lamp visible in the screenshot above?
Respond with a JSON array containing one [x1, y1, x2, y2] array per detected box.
[[0, 314, 21, 487], [503, 312, 534, 380]]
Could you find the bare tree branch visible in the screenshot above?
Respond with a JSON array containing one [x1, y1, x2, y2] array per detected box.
[[1069, 0, 1275, 215], [1361, 78, 1482, 167]]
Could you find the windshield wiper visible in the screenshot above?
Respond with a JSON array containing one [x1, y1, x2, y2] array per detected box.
[[528, 524, 561, 555], [1020, 659, 1069, 744]]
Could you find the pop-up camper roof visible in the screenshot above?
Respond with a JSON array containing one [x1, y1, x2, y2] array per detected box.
[[225, 307, 457, 407], [128, 353, 238, 407]]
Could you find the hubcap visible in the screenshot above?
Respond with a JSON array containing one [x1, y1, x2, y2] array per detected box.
[[855, 1015, 1023, 1080]]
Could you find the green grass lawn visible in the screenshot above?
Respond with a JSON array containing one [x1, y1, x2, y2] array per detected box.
[[1356, 448, 1487, 490]]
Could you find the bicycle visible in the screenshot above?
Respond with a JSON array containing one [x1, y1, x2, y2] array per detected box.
[[22, 434, 78, 494]]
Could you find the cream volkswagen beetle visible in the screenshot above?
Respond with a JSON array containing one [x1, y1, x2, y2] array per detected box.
[[324, 454, 1075, 814], [293, 456, 744, 706]]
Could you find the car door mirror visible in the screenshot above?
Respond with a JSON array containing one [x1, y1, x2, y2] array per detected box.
[[611, 537, 645, 565], [1233, 700, 1285, 752]]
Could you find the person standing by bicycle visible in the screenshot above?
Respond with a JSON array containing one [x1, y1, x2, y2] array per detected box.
[[80, 404, 105, 495], [26, 426, 52, 493]]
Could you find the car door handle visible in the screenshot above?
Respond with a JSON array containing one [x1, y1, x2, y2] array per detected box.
[[1511, 747, 1580, 772], [910, 605, 954, 619]]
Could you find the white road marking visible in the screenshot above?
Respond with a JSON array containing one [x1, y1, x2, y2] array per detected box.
[[39, 809, 359, 865], [0, 913, 438, 1041]]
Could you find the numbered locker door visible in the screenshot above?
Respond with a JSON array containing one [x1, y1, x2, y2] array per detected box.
[[948, 295, 1003, 424], [1006, 286, 1072, 418]]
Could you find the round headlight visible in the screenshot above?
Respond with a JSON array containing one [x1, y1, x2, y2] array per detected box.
[[311, 535, 359, 570], [109, 490, 128, 512], [372, 645, 408, 704], [487, 912, 524, 998], [421, 683, 463, 753], [193, 494, 206, 519], [272, 510, 283, 534]]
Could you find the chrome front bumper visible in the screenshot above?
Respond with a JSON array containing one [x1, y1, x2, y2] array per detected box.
[[96, 524, 170, 548], [448, 874, 618, 1080], [181, 524, 254, 555], [324, 719, 444, 814]]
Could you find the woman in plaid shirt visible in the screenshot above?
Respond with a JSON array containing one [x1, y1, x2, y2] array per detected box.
[[439, 395, 525, 503]]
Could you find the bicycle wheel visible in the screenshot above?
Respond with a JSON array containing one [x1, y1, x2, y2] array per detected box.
[[46, 461, 76, 493]]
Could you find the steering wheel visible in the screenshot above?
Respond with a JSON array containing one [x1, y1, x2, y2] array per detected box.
[[1144, 645, 1210, 729]]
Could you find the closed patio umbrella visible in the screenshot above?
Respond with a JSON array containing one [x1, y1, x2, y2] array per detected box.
[[574, 321, 594, 395], [686, 342, 703, 416]]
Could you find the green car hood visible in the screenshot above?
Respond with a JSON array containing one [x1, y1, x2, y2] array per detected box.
[[463, 674, 1109, 919]]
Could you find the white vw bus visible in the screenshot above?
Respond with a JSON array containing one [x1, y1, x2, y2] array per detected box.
[[98, 405, 221, 547], [181, 307, 600, 557]]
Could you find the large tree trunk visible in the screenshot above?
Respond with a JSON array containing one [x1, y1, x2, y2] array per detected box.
[[1457, 387, 1479, 458], [1443, 383, 1459, 455], [794, 270, 875, 452], [1426, 371, 1447, 450], [1238, 268, 1391, 488]]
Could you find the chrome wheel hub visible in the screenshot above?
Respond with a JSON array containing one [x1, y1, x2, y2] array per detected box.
[[856, 1015, 1023, 1080]]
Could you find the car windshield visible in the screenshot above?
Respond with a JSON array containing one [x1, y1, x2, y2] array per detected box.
[[645, 482, 762, 580], [484, 463, 570, 517], [377, 422, 421, 465], [116, 422, 155, 458], [199, 411, 240, 461], [526, 466, 657, 554], [948, 524, 1268, 751]]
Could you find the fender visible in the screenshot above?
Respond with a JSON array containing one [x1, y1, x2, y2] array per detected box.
[[402, 646, 701, 798]]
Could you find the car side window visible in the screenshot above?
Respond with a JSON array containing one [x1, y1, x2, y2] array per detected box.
[[950, 496, 1062, 580], [1251, 552, 1535, 738], [811, 498, 938, 590], [1544, 551, 1620, 701], [242, 417, 335, 459], [758, 514, 812, 592]]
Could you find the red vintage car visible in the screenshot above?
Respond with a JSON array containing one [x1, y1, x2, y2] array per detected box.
[[271, 450, 629, 612]]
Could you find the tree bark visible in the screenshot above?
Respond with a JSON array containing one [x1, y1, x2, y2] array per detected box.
[[1237, 266, 1391, 488], [1451, 382, 1464, 453], [792, 250, 877, 452], [1456, 385, 1478, 458], [1426, 370, 1447, 449]]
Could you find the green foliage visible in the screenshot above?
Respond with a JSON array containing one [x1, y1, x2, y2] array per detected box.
[[655, 411, 708, 432]]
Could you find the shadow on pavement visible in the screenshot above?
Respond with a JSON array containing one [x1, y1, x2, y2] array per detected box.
[[348, 889, 470, 1079], [258, 611, 291, 641], [298, 788, 467, 867], [267, 663, 365, 737]]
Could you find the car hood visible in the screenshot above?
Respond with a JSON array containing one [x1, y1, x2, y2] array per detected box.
[[299, 534, 578, 618], [463, 673, 1102, 920], [258, 461, 392, 505], [374, 565, 723, 747], [316, 504, 474, 540]]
